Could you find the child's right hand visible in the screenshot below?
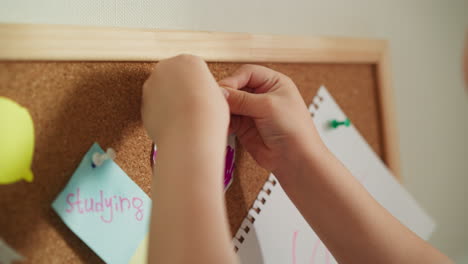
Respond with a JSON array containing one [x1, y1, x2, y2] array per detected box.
[[219, 65, 327, 179], [222, 65, 451, 264]]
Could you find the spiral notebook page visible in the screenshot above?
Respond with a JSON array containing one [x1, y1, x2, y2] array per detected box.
[[309, 86, 434, 237], [233, 86, 434, 264], [234, 174, 333, 263]]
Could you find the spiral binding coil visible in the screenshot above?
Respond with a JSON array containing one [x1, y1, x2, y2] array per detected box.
[[308, 91, 324, 117], [233, 174, 278, 252]]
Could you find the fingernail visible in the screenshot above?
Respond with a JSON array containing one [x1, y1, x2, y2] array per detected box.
[[222, 88, 229, 98]]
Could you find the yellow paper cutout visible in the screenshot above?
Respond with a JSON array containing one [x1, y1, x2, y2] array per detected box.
[[129, 234, 149, 264]]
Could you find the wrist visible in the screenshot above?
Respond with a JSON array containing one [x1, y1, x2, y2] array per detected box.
[[155, 117, 227, 145], [155, 127, 227, 176], [272, 136, 329, 184], [157, 130, 227, 156]]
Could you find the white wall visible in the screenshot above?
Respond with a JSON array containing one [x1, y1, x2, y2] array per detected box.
[[1, 0, 467, 261]]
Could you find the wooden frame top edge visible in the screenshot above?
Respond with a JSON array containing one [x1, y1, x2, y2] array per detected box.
[[0, 23, 400, 180], [0, 23, 387, 62]]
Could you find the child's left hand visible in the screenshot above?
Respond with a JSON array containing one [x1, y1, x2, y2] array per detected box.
[[141, 54, 229, 148]]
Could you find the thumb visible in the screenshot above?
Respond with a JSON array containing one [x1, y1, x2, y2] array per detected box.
[[223, 87, 265, 117]]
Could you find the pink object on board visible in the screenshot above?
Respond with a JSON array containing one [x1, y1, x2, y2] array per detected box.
[[150, 135, 236, 191]]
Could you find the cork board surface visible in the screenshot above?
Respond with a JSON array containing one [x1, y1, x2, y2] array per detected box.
[[0, 62, 382, 263]]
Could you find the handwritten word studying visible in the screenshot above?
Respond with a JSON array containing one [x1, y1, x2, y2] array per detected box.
[[65, 188, 145, 223], [52, 143, 151, 264]]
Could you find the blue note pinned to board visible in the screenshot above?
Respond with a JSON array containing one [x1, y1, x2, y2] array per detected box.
[[52, 143, 151, 264]]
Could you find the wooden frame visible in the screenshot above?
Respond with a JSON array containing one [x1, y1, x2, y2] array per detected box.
[[0, 23, 400, 179]]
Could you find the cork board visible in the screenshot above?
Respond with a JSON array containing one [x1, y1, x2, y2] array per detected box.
[[0, 61, 383, 263]]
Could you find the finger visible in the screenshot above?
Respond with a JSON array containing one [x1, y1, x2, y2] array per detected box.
[[229, 115, 241, 135], [224, 87, 267, 118], [231, 117, 268, 158], [219, 64, 282, 93]]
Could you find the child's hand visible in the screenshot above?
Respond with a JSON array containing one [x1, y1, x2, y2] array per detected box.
[[145, 55, 238, 264], [142, 55, 229, 147], [220, 65, 325, 178]]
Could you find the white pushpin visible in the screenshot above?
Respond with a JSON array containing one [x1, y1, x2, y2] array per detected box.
[[91, 148, 116, 168]]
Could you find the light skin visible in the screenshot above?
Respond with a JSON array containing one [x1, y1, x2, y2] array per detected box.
[[142, 55, 452, 264]]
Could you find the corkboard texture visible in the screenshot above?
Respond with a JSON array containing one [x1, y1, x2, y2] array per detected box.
[[0, 62, 382, 263]]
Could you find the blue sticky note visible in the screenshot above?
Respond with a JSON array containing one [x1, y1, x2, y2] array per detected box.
[[52, 143, 151, 264]]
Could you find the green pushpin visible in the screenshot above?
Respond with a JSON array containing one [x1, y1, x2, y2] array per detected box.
[[330, 118, 351, 129]]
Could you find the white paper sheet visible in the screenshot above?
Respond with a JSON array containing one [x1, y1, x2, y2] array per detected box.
[[234, 86, 435, 264]]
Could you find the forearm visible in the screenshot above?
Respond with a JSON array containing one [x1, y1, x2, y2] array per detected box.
[[149, 134, 237, 264], [276, 143, 450, 264]]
